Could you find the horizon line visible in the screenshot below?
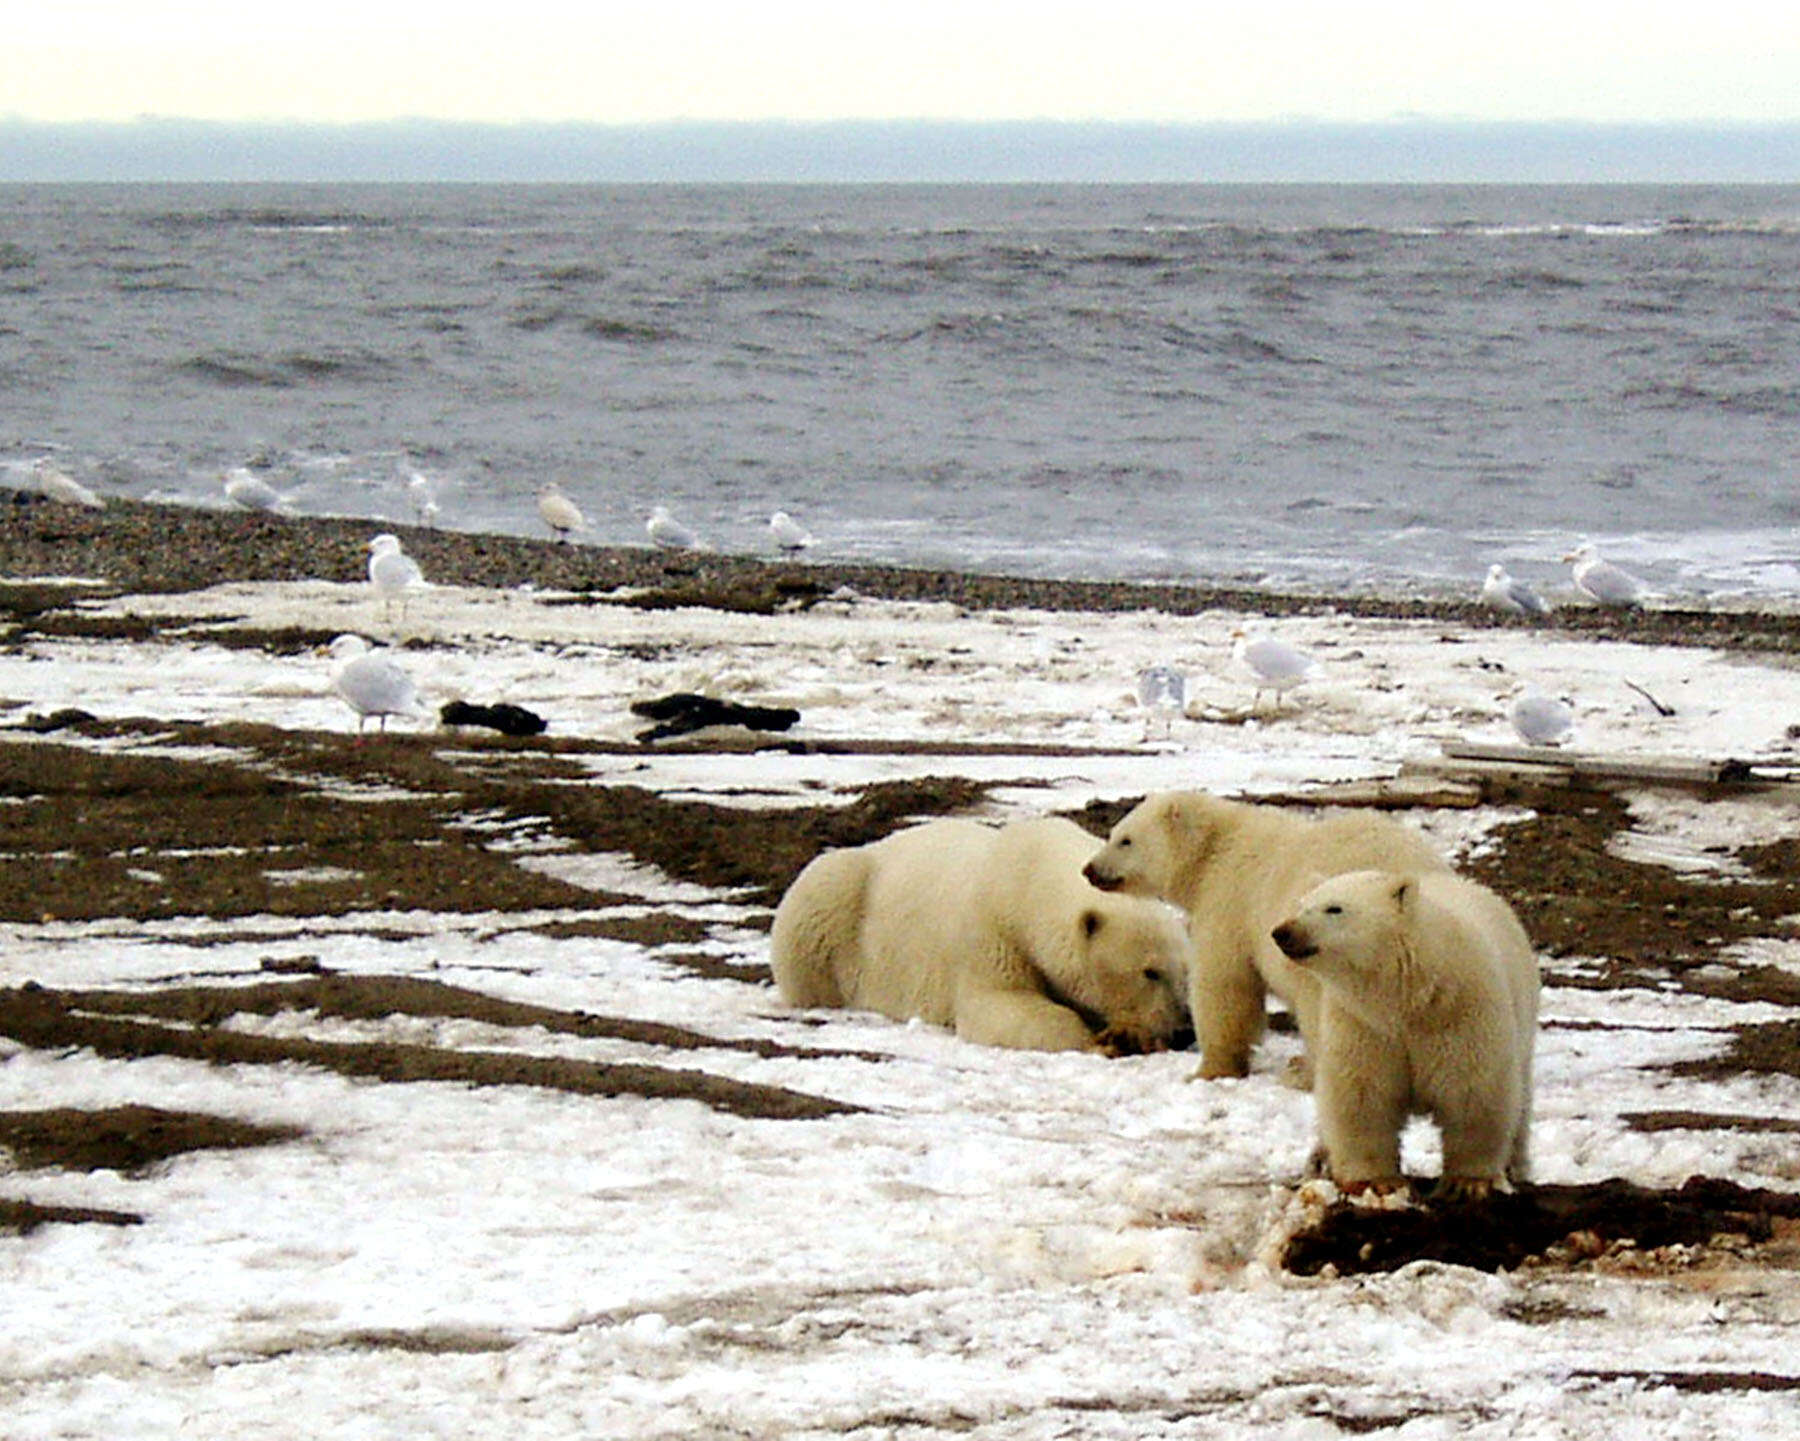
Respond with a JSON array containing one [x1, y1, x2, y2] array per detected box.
[[6, 116, 1798, 185]]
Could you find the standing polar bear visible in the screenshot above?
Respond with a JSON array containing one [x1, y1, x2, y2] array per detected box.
[[1270, 869, 1540, 1199], [770, 816, 1190, 1054], [1082, 789, 1448, 1079]]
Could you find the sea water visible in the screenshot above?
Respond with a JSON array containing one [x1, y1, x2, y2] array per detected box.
[[3, 181, 1797, 598]]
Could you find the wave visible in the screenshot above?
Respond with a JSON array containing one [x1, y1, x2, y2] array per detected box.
[[176, 350, 400, 388]]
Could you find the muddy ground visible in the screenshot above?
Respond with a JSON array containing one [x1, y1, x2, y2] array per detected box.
[[3, 494, 1800, 1277]]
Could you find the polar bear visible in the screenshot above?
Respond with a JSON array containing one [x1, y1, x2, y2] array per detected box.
[[1081, 789, 1448, 1079], [770, 815, 1190, 1054], [1270, 869, 1539, 1200]]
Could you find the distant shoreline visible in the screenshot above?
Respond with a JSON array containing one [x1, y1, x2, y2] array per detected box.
[[5, 118, 1799, 185], [5, 492, 1799, 655]]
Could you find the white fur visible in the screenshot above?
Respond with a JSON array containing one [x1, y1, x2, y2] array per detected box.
[[1271, 869, 1540, 1197], [771, 816, 1190, 1054], [1082, 789, 1448, 1078]]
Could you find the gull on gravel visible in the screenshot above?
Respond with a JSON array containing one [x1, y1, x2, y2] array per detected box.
[[223, 467, 287, 514], [30, 460, 104, 509], [1231, 629, 1320, 711], [327, 634, 423, 734], [536, 483, 586, 542], [768, 510, 814, 551], [647, 505, 702, 551], [367, 533, 427, 624], [1563, 541, 1645, 607], [1509, 689, 1574, 746], [1481, 563, 1548, 617]]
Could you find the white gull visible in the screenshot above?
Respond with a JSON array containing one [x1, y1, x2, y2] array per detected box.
[[769, 510, 814, 551], [536, 483, 586, 542], [1231, 629, 1320, 710], [328, 634, 423, 733]]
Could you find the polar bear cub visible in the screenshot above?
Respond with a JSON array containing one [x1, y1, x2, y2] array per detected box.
[[1082, 789, 1449, 1079], [771, 816, 1190, 1054], [1270, 869, 1540, 1200]]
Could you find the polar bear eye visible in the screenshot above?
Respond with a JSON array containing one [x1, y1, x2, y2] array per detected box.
[[1323, 904, 1343, 915], [1142, 967, 1164, 983], [1117, 836, 1132, 848]]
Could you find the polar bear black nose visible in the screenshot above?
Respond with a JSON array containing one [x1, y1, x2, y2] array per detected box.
[[1270, 923, 1315, 960], [1082, 860, 1121, 891]]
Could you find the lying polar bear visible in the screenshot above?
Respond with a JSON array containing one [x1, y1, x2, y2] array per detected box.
[[771, 815, 1190, 1054]]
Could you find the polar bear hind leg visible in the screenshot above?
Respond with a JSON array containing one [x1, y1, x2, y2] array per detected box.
[[769, 849, 872, 1008]]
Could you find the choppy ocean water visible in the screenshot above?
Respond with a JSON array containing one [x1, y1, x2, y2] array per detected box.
[[3, 181, 1798, 599]]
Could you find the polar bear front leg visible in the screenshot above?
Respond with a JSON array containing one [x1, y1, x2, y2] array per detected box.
[[1314, 1019, 1407, 1192], [1434, 1091, 1519, 1201], [1189, 941, 1266, 1079], [953, 986, 1100, 1053]]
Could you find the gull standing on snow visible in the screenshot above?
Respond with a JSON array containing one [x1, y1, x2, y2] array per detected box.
[[1231, 629, 1320, 711], [1509, 689, 1574, 746], [1481, 563, 1548, 617], [327, 634, 423, 734], [367, 533, 426, 625], [536, 483, 586, 542], [223, 466, 286, 514], [1563, 541, 1645, 607], [30, 460, 104, 509], [768, 510, 814, 552], [647, 505, 701, 551], [1136, 665, 1187, 740]]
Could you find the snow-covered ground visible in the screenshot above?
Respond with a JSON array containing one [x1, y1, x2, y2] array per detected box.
[[3, 576, 1799, 1438]]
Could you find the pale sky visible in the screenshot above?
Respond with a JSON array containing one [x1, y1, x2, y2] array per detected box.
[[4, 1, 1797, 127]]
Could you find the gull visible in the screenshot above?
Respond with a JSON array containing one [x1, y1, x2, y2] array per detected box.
[[1563, 541, 1644, 607], [647, 505, 701, 551], [1136, 665, 1187, 740], [223, 466, 286, 513], [768, 510, 814, 552], [367, 533, 426, 624], [1481, 563, 1548, 617], [327, 634, 422, 734], [404, 469, 441, 527], [31, 460, 104, 509], [1231, 629, 1320, 711], [536, 483, 586, 542], [1509, 689, 1574, 746], [769, 510, 814, 552]]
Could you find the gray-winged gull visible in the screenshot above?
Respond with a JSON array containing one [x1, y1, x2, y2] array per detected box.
[[647, 505, 701, 551], [1482, 563, 1548, 617], [1509, 689, 1574, 746], [1563, 541, 1644, 607], [1136, 665, 1187, 739], [328, 634, 422, 733]]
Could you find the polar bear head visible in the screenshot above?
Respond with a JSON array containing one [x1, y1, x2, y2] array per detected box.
[[1081, 790, 1228, 899], [1064, 900, 1191, 1054], [1269, 868, 1415, 998]]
